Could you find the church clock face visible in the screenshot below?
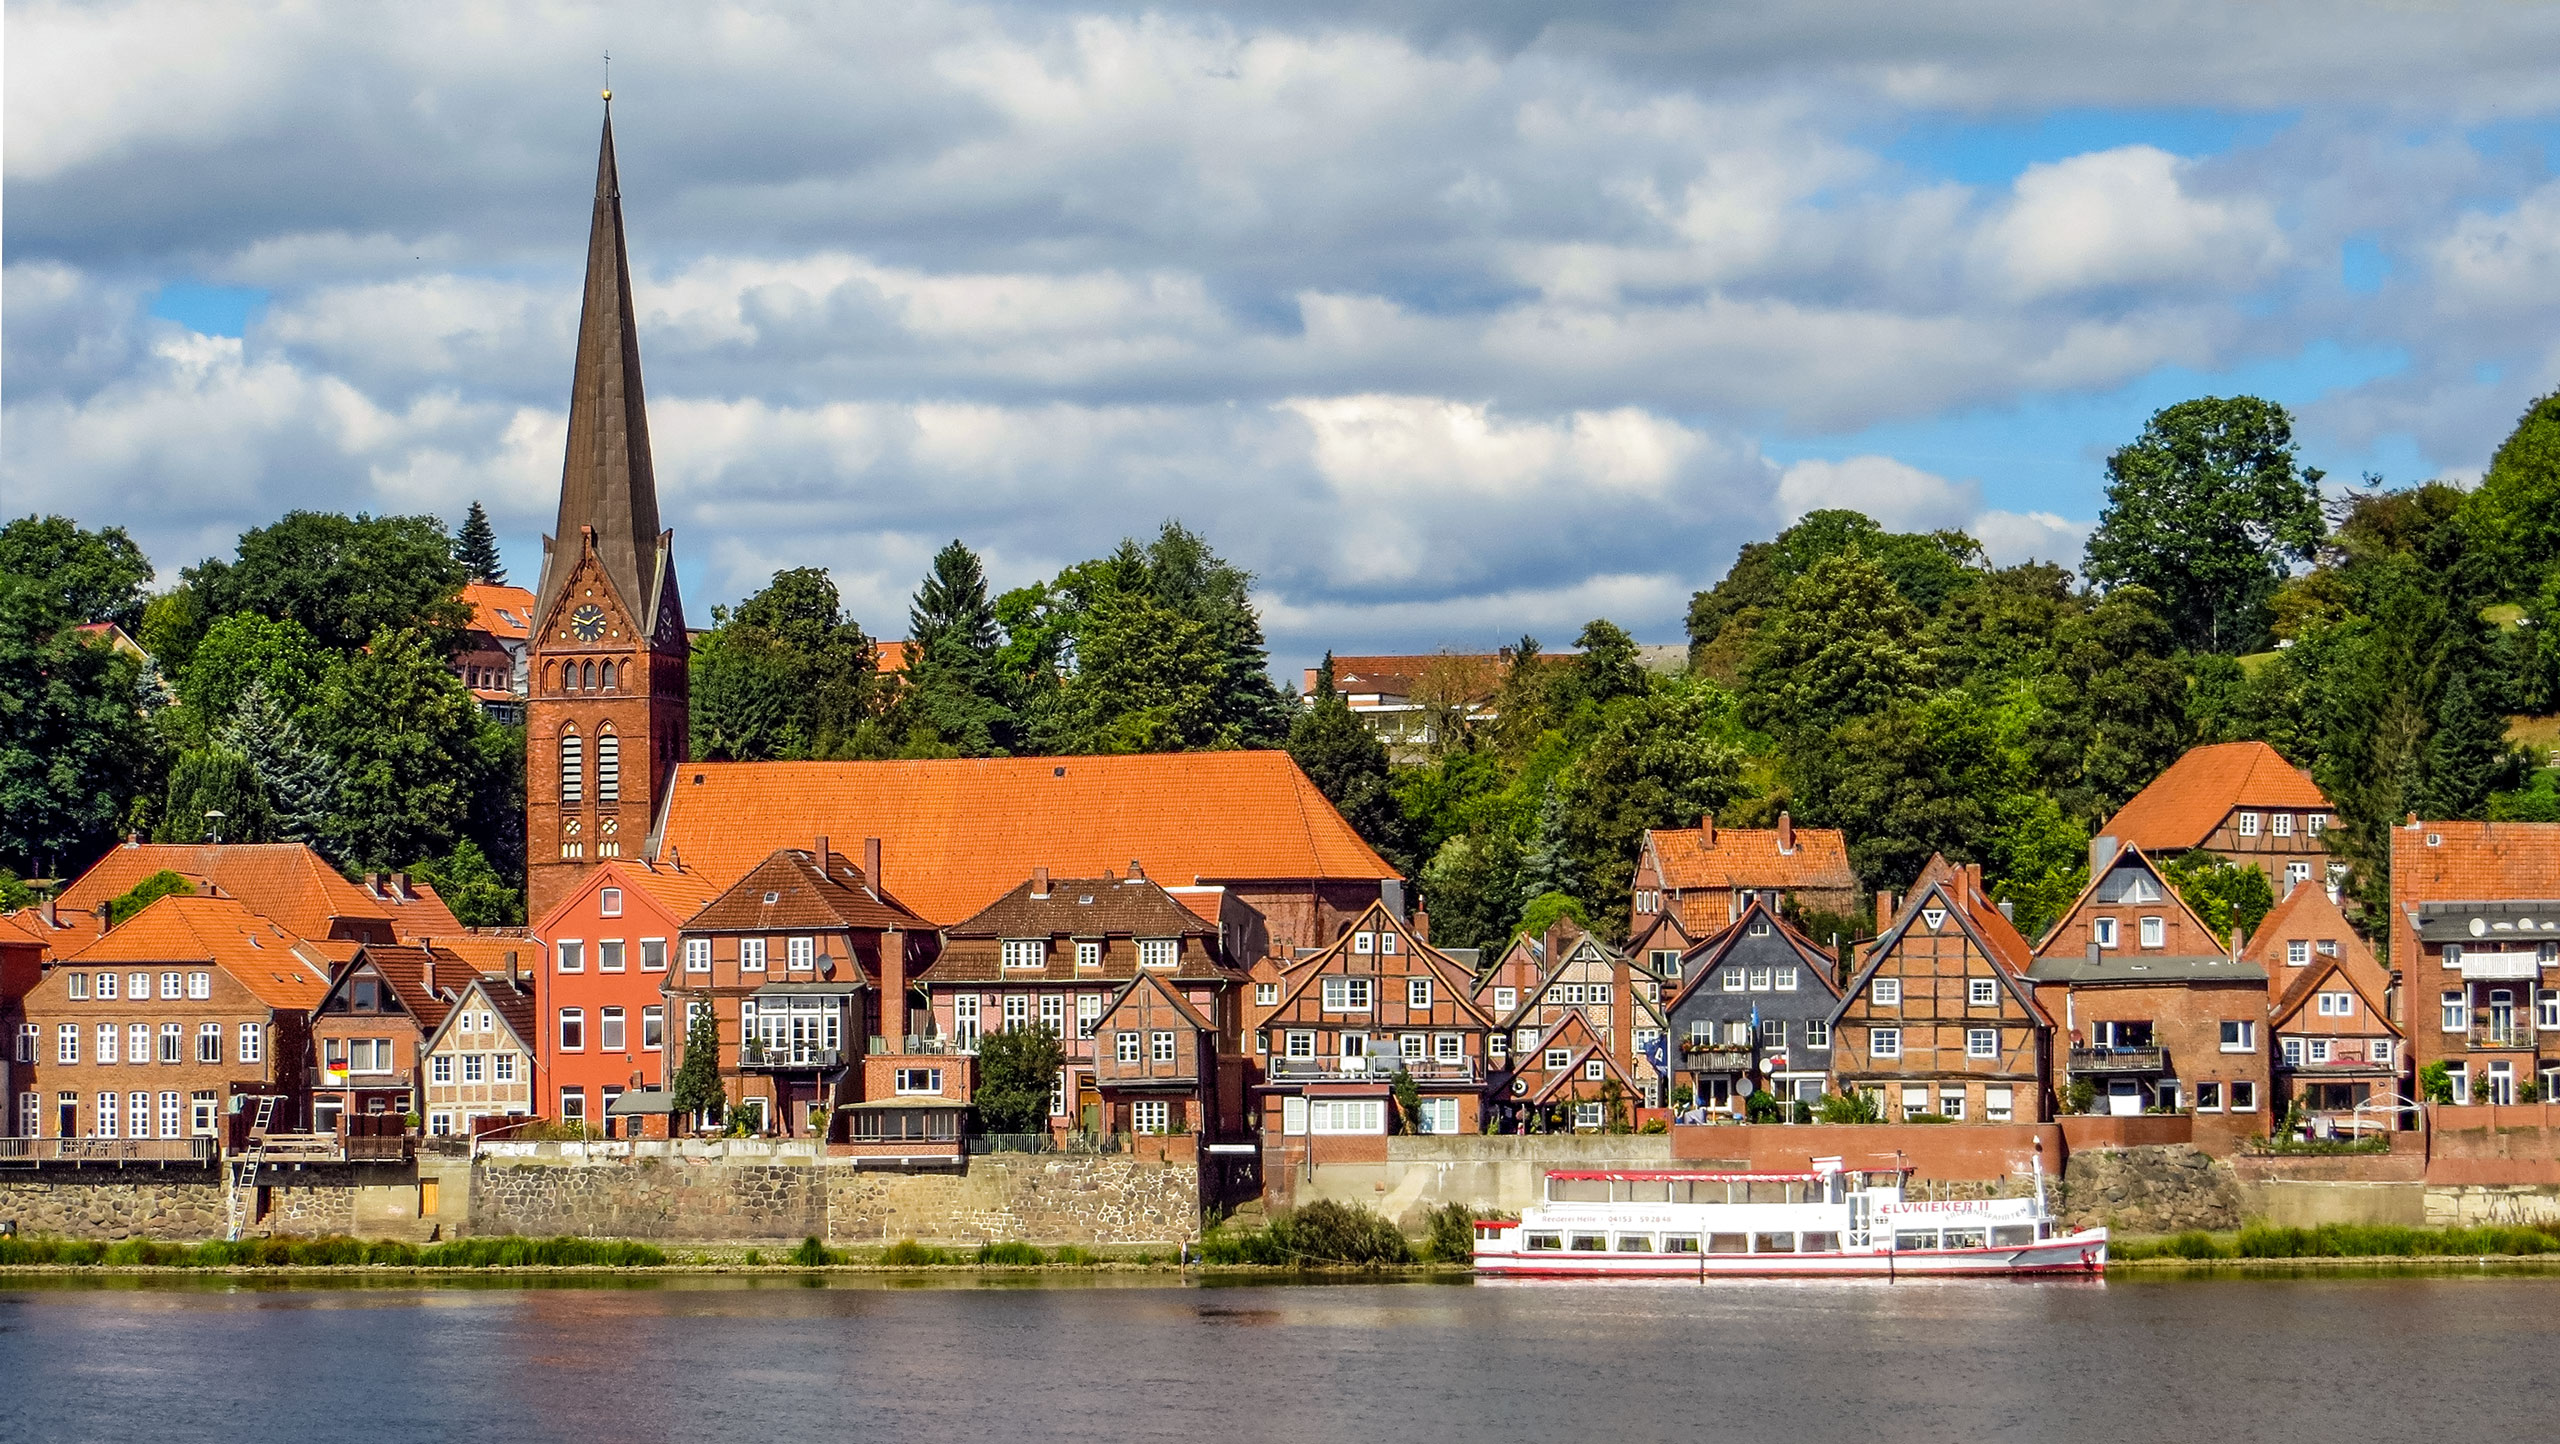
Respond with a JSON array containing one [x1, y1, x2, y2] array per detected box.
[[569, 604, 608, 642]]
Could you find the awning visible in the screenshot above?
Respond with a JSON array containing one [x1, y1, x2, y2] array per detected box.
[[605, 1089, 677, 1116]]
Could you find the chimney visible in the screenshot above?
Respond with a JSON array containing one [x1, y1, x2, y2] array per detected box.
[[1876, 890, 1896, 934], [2090, 835, 2119, 876], [1998, 899, 2015, 922], [863, 837, 882, 896], [364, 871, 380, 897], [505, 950, 521, 987], [2229, 926, 2244, 961], [1777, 811, 1795, 855], [815, 835, 830, 872], [1032, 866, 1050, 898], [1611, 947, 1635, 1078], [1411, 906, 1430, 943], [1128, 858, 1146, 882], [1380, 879, 1406, 922], [422, 949, 439, 998], [41, 895, 58, 929], [668, 846, 683, 871], [1967, 863, 1984, 901], [391, 871, 410, 901], [1701, 813, 1715, 849], [878, 929, 908, 1050], [125, 832, 139, 848]]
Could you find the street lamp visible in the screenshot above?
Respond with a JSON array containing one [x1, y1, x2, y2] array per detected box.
[[203, 810, 225, 846]]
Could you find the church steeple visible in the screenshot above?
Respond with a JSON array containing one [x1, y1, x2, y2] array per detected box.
[[538, 101, 669, 630]]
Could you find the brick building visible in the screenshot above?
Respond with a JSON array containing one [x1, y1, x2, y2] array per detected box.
[[2244, 881, 2403, 1126], [2102, 740, 2339, 894], [532, 856, 715, 1129], [1490, 922, 1668, 1115], [455, 580, 537, 723], [1089, 971, 1240, 1139], [925, 868, 1238, 1135], [1831, 857, 2052, 1124], [1664, 898, 1844, 1116], [419, 973, 541, 1138], [2027, 842, 2269, 1131], [16, 897, 328, 1143], [2392, 819, 2560, 1106], [1501, 1010, 1650, 1131], [308, 943, 468, 1132], [1255, 900, 1495, 1141], [1629, 813, 1859, 938]]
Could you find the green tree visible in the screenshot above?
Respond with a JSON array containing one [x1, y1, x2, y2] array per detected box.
[[185, 511, 474, 653], [2458, 390, 2560, 598], [453, 501, 506, 585], [314, 627, 482, 869], [973, 1025, 1067, 1134], [103, 869, 195, 927], [1742, 548, 1934, 744], [690, 568, 878, 760], [1810, 692, 2007, 890], [217, 680, 340, 847], [669, 1003, 727, 1128], [1031, 523, 1290, 753], [1417, 832, 1526, 951], [410, 840, 520, 928], [901, 540, 1017, 755], [179, 613, 331, 731], [1287, 691, 1414, 875], [0, 515, 155, 631], [1556, 675, 1747, 931], [2162, 852, 2275, 941], [2031, 586, 2191, 823], [0, 563, 156, 878], [1513, 889, 1587, 943], [159, 746, 273, 844], [2084, 397, 2326, 654]]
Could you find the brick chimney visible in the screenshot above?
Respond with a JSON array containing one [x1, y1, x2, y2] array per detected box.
[[364, 871, 380, 897], [815, 835, 830, 872], [505, 950, 521, 987], [878, 929, 908, 1049], [1777, 811, 1795, 855], [863, 837, 883, 897], [391, 871, 410, 901], [422, 949, 439, 998], [1876, 890, 1896, 934], [1610, 947, 1635, 1079], [1412, 907, 1430, 944], [1032, 866, 1050, 898], [41, 895, 57, 929], [1701, 813, 1715, 849], [1128, 858, 1146, 882]]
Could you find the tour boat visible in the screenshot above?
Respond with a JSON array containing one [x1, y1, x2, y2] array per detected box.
[[1472, 1153, 2106, 1279]]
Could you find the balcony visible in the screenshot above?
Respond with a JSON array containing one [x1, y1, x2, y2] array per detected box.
[[1268, 1056, 1479, 1084], [1680, 1044, 1756, 1072], [2070, 1045, 2169, 1075], [2468, 1021, 2537, 1050], [869, 1034, 974, 1056], [0, 1137, 218, 1168], [738, 1042, 850, 1071]]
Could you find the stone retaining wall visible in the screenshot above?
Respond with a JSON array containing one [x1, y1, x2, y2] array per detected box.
[[0, 1173, 227, 1241], [2056, 1145, 2242, 1233]]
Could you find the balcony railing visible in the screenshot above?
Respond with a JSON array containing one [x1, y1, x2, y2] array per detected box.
[[2469, 1021, 2537, 1049], [2070, 1045, 2168, 1074], [0, 1137, 219, 1167], [738, 1042, 850, 1070], [869, 1035, 974, 1056], [967, 1131, 1130, 1155], [1680, 1044, 1756, 1071], [1267, 1056, 1479, 1084]]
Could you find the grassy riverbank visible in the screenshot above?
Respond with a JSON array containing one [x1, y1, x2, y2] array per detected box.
[[2116, 1222, 2560, 1263], [0, 1234, 666, 1269]]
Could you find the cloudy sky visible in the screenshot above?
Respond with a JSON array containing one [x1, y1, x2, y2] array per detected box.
[[7, 2, 2559, 672]]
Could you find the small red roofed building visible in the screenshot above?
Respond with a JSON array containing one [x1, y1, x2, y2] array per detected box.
[[1503, 1011, 1650, 1131], [1089, 970, 1239, 1141], [532, 856, 715, 1131], [926, 866, 1238, 1135], [456, 580, 538, 723], [1471, 931, 1548, 1072], [16, 896, 329, 1147], [841, 1047, 971, 1164], [2392, 819, 2560, 1107], [1304, 652, 1512, 757], [1257, 900, 1495, 1151], [56, 842, 462, 945], [1830, 858, 2052, 1124], [2027, 841, 2270, 1134], [2102, 740, 2339, 895], [665, 841, 932, 1139], [1630, 813, 1859, 939], [1489, 922, 1669, 1122], [419, 972, 541, 1139], [2244, 881, 2404, 1129]]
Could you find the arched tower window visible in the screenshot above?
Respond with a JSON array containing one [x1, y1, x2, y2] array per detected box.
[[559, 730, 584, 804], [582, 660, 597, 691], [597, 729, 620, 804], [544, 662, 558, 693]]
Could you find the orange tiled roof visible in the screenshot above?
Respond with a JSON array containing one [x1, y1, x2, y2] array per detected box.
[[2244, 883, 2390, 1013], [874, 640, 914, 675], [1646, 820, 1856, 892], [57, 843, 462, 941], [420, 933, 545, 977], [654, 752, 1397, 924], [2103, 741, 2331, 852], [2391, 820, 2560, 903], [687, 848, 930, 934], [462, 582, 537, 642], [63, 895, 331, 1012]]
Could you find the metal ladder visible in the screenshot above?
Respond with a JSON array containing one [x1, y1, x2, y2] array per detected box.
[[223, 1097, 277, 1241]]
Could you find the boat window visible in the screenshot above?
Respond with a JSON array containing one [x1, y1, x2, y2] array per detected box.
[[1747, 1181, 1790, 1205], [1752, 1232, 1796, 1254], [1615, 1235, 1655, 1252], [1568, 1234, 1609, 1252], [1800, 1232, 1840, 1254], [1894, 1230, 1939, 1251], [1661, 1235, 1701, 1254], [1525, 1233, 1564, 1252], [1993, 1225, 2036, 1247], [1708, 1233, 1749, 1255], [1550, 1178, 1613, 1203], [1942, 1228, 1987, 1250], [1627, 1179, 1670, 1203]]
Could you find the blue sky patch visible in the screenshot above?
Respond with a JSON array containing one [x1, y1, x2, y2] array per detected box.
[[1878, 107, 2297, 187], [148, 283, 268, 337]]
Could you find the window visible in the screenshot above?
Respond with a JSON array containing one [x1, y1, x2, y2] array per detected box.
[[96, 972, 119, 1000], [1760, 1019, 1786, 1049], [596, 731, 619, 803], [128, 1023, 148, 1066], [1408, 977, 1433, 1009], [2541, 991, 2560, 1031], [1309, 1098, 1386, 1134], [432, 1055, 453, 1084], [2237, 812, 2260, 836], [2307, 814, 2327, 837], [1488, 1033, 1509, 1061], [1379, 932, 1398, 955], [462, 1053, 486, 1083], [1967, 1028, 1998, 1059], [1574, 1101, 1605, 1129], [1139, 939, 1177, 969], [2230, 1081, 2257, 1113], [187, 971, 210, 999], [598, 1008, 625, 1052], [1545, 1048, 1572, 1071], [1114, 1031, 1141, 1063], [560, 1089, 586, 1123], [2282, 1037, 2304, 1066], [2372, 1039, 2393, 1066], [1723, 970, 1747, 993], [1002, 940, 1044, 970], [1284, 1031, 1315, 1059], [560, 1009, 586, 1051], [95, 1092, 116, 1139], [1352, 931, 1375, 954], [2287, 940, 2310, 966], [2307, 1038, 2331, 1064], [159, 1023, 181, 1063], [2317, 992, 2356, 1018], [685, 938, 712, 973], [14, 1024, 34, 1065], [238, 1023, 262, 1064], [96, 1024, 117, 1065], [642, 1006, 665, 1051], [57, 1025, 78, 1065], [1151, 1031, 1177, 1063], [559, 732, 583, 803], [1576, 1058, 1602, 1082], [1803, 1020, 1830, 1049], [190, 1092, 216, 1137], [1040, 994, 1065, 1036], [1255, 982, 1280, 1006], [1938, 1089, 1965, 1121], [1968, 978, 1997, 1007], [1922, 907, 1948, 930], [788, 937, 814, 970], [895, 1067, 942, 1095], [1132, 1100, 1171, 1135], [1400, 1033, 1425, 1060], [599, 887, 623, 918], [2272, 813, 2294, 837], [2287, 861, 2314, 886], [2219, 1021, 2255, 1052], [494, 1053, 517, 1082], [1517, 1028, 1539, 1053], [1321, 977, 1373, 1012], [599, 940, 625, 973], [2442, 990, 2469, 1032], [1431, 1034, 1460, 1062], [1773, 967, 1798, 992], [1872, 978, 1901, 1006], [2092, 917, 2119, 949], [953, 995, 981, 1047], [2139, 916, 2165, 949], [1986, 1086, 2014, 1123], [557, 940, 584, 973], [1871, 1027, 1901, 1059], [67, 973, 87, 1000], [1077, 994, 1103, 1039], [2194, 1081, 2224, 1111], [1748, 968, 1772, 991], [158, 972, 181, 1000], [641, 939, 667, 973], [1416, 1098, 1460, 1134], [740, 939, 766, 972], [1493, 986, 1517, 1013]]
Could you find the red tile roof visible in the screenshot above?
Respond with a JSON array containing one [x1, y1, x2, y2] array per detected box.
[[873, 640, 914, 675], [2103, 741, 2331, 852], [1645, 820, 1856, 892], [2245, 883, 2391, 1017], [687, 848, 930, 934], [57, 843, 463, 941], [63, 895, 332, 1012], [2390, 820, 2560, 902], [936, 875, 1233, 984], [654, 752, 1398, 924], [462, 582, 536, 642], [323, 944, 460, 1034]]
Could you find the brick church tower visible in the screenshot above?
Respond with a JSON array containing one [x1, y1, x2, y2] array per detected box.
[[525, 101, 689, 923]]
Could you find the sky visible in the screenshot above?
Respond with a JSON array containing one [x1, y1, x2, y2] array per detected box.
[[6, 1, 2559, 676]]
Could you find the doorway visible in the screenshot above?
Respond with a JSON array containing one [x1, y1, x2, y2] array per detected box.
[[2106, 1079, 2143, 1116]]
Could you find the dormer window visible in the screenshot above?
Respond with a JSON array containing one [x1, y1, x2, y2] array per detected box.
[[1002, 940, 1045, 970], [2237, 812, 2262, 836], [1138, 939, 1177, 970], [1076, 941, 1102, 969], [762, 891, 779, 905]]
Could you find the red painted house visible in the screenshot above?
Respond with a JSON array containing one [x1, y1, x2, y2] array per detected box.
[[531, 856, 716, 1132]]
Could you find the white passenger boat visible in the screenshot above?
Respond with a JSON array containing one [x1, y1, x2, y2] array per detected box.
[[1472, 1153, 2105, 1278]]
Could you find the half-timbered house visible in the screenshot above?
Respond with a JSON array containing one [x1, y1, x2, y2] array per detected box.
[[1830, 858, 2053, 1124]]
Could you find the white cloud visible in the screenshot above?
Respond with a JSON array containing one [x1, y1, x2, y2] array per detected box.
[[1991, 147, 2286, 299], [1774, 454, 2091, 568]]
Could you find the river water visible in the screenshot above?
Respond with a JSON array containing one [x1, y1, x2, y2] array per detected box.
[[2, 1272, 2545, 1443]]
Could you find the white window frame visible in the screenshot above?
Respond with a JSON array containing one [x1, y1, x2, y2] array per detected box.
[[556, 940, 584, 973], [1138, 939, 1177, 970], [1872, 978, 1901, 1006], [1255, 981, 1280, 1006], [238, 1023, 262, 1064], [559, 1008, 586, 1052], [186, 971, 210, 1000], [739, 938, 767, 972], [1803, 1019, 1830, 1050], [685, 938, 712, 973], [641, 938, 667, 973], [1968, 977, 1996, 1008], [2271, 813, 2294, 837], [2237, 812, 2261, 836], [1131, 1100, 1171, 1136], [1493, 986, 1518, 1012], [1320, 977, 1373, 1013], [2139, 916, 2165, 949], [1002, 939, 1045, 971], [196, 1023, 221, 1064], [1985, 1086, 2014, 1123], [1723, 971, 1747, 994], [599, 887, 623, 918], [2442, 990, 2468, 1032], [2220, 1020, 2256, 1053], [1152, 1031, 1177, 1064], [1967, 1027, 1998, 1059], [1408, 977, 1433, 1009], [2092, 917, 2119, 950], [2287, 940, 2310, 966], [1870, 1027, 1901, 1059], [599, 939, 625, 973]]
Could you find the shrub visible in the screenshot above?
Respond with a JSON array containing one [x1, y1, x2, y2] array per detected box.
[[975, 1241, 1046, 1266], [790, 1236, 838, 1267], [1048, 1244, 1102, 1267], [1814, 1090, 1882, 1125], [878, 1239, 961, 1267], [1268, 1200, 1410, 1265], [1421, 1202, 1477, 1263]]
